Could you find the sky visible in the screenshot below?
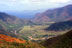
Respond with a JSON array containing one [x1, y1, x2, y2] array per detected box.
[[0, 0, 72, 11]]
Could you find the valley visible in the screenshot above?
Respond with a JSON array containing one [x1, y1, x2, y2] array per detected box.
[[18, 25, 67, 41], [0, 4, 72, 48]]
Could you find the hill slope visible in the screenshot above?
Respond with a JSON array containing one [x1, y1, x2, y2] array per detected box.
[[0, 12, 25, 32], [0, 34, 26, 43], [45, 21, 72, 31], [0, 12, 24, 24], [41, 30, 72, 48], [0, 34, 44, 48], [0, 12, 35, 31], [34, 4, 72, 22]]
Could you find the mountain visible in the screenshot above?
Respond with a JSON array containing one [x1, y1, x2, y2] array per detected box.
[[6, 10, 44, 19], [0, 12, 24, 24], [45, 21, 72, 31], [0, 12, 25, 32], [33, 13, 51, 23], [7, 11, 35, 19], [0, 12, 35, 32], [41, 30, 72, 48], [34, 4, 72, 22]]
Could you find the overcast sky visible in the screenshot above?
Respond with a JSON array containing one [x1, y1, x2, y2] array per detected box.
[[0, 0, 72, 11]]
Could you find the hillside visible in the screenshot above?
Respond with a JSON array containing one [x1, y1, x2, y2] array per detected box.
[[0, 12, 24, 24], [41, 30, 72, 48], [0, 34, 44, 48], [0, 34, 26, 43], [0, 29, 17, 37], [0, 12, 35, 32], [45, 21, 72, 31], [0, 12, 24, 32], [34, 4, 72, 22]]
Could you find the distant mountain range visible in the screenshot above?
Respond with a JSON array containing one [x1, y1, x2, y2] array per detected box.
[[41, 30, 72, 48], [6, 10, 44, 19], [45, 21, 72, 31], [34, 4, 72, 22]]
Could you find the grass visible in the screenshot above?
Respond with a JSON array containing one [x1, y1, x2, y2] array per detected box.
[[20, 25, 49, 31], [18, 25, 67, 41], [0, 40, 45, 48]]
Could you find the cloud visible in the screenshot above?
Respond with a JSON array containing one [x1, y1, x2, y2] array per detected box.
[[0, 0, 72, 11], [49, 0, 70, 3]]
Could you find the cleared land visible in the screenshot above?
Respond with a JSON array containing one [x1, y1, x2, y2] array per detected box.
[[18, 25, 67, 41]]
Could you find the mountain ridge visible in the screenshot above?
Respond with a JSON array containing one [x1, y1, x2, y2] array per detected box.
[[34, 4, 72, 22], [45, 21, 72, 31]]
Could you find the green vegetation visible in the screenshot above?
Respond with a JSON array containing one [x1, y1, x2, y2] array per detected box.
[[0, 40, 45, 48], [41, 30, 72, 48], [0, 30, 71, 48], [18, 25, 66, 41], [45, 21, 72, 31]]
